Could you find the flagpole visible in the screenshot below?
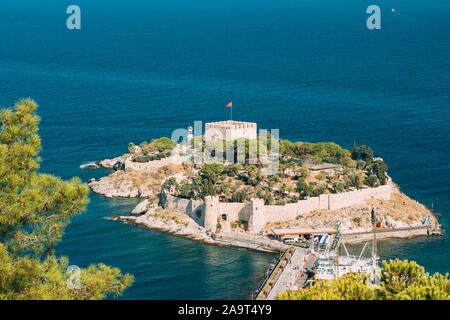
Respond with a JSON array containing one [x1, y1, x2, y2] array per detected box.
[[226, 102, 233, 120]]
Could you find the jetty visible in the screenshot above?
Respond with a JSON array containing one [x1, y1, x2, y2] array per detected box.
[[212, 232, 288, 253], [253, 247, 316, 300]]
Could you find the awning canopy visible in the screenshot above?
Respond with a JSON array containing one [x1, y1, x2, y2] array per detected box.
[[271, 227, 337, 236]]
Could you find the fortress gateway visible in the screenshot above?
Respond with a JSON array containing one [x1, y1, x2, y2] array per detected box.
[[204, 120, 257, 143]]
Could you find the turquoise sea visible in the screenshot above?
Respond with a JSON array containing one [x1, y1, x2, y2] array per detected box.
[[0, 0, 449, 299]]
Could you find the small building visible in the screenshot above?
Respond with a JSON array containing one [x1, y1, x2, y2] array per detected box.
[[271, 227, 337, 242]]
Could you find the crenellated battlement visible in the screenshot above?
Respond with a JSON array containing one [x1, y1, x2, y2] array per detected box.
[[205, 120, 257, 142]]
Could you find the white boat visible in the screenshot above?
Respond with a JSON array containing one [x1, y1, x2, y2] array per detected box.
[[313, 241, 380, 280]]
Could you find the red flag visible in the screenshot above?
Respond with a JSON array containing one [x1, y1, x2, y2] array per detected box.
[[226, 102, 232, 107]]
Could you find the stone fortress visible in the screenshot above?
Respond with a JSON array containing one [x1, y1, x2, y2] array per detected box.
[[205, 120, 257, 143], [118, 119, 393, 234], [159, 119, 393, 234], [94, 118, 442, 242]]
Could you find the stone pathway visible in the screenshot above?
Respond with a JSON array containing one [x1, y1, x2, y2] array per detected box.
[[267, 248, 312, 300]]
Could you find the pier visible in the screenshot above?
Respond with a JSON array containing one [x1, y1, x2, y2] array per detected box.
[[254, 247, 317, 300], [266, 248, 316, 299], [213, 232, 288, 253]]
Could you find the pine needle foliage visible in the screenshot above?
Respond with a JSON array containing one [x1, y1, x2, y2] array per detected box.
[[0, 99, 133, 299]]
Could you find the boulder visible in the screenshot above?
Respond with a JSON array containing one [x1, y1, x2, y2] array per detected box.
[[80, 162, 99, 169], [99, 155, 127, 170], [145, 203, 157, 215], [88, 177, 139, 198], [131, 199, 150, 215], [137, 187, 152, 198], [99, 159, 117, 170]]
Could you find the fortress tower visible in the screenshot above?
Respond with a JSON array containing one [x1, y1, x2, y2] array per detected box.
[[247, 198, 265, 233], [204, 196, 220, 232], [205, 121, 257, 143]]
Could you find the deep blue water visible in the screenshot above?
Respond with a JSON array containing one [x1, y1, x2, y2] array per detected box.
[[0, 0, 449, 299]]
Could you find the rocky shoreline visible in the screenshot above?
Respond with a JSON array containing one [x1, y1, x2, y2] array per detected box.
[[109, 213, 226, 247], [87, 153, 442, 247]]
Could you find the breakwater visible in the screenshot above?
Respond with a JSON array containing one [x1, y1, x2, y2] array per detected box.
[[342, 225, 443, 243]]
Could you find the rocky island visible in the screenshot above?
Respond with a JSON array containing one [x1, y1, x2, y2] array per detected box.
[[86, 121, 442, 251]]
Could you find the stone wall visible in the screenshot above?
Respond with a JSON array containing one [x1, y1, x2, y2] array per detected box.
[[328, 184, 391, 210], [165, 194, 205, 225], [124, 155, 181, 171], [165, 184, 392, 233], [263, 197, 320, 222]]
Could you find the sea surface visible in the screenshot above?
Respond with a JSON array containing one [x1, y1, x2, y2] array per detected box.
[[0, 0, 449, 299]]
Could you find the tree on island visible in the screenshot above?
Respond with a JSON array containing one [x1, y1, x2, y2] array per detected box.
[[128, 142, 136, 153], [200, 163, 225, 184], [364, 175, 379, 187], [296, 180, 307, 194], [0, 99, 133, 299], [277, 259, 450, 300], [349, 173, 361, 189], [360, 145, 374, 162], [333, 181, 345, 193], [351, 140, 360, 160], [370, 160, 388, 185], [148, 137, 176, 153]]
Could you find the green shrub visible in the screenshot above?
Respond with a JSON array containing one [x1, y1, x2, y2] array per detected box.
[[299, 167, 309, 178], [315, 172, 326, 181], [364, 175, 378, 187], [312, 183, 328, 196], [132, 151, 171, 163], [296, 180, 307, 193], [333, 181, 345, 193], [231, 190, 248, 203], [349, 173, 361, 189], [149, 137, 176, 153]]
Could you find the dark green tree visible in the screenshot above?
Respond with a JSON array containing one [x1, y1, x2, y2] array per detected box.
[[333, 181, 345, 193], [349, 173, 361, 189], [360, 145, 374, 162], [149, 137, 176, 153], [0, 99, 133, 299], [364, 175, 378, 187], [351, 140, 360, 160], [370, 160, 388, 185], [200, 163, 225, 184], [296, 180, 307, 194], [312, 183, 328, 197], [231, 190, 247, 203]]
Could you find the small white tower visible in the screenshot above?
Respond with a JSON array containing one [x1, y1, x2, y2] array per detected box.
[[187, 125, 194, 142]]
